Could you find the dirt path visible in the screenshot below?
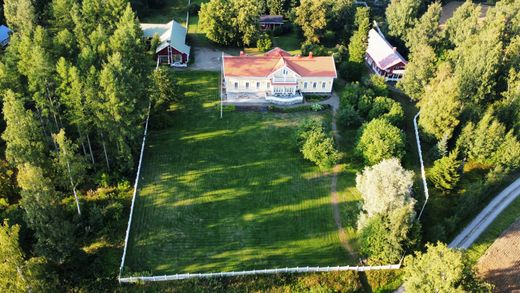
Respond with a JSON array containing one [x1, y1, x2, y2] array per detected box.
[[328, 94, 356, 257]]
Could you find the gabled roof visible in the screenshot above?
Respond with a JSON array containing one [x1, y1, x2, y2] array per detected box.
[[140, 20, 190, 55], [366, 29, 407, 70], [223, 54, 337, 78], [0, 25, 11, 42], [259, 15, 284, 24], [264, 47, 292, 57]]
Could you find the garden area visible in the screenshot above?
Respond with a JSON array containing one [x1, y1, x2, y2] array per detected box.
[[123, 71, 361, 276]]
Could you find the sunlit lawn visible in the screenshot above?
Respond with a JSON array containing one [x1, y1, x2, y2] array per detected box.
[[124, 71, 357, 275]]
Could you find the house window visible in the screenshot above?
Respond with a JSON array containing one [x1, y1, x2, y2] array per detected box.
[[267, 83, 270, 88], [313, 82, 317, 89], [283, 69, 287, 75], [256, 82, 260, 89], [322, 82, 326, 89], [304, 82, 307, 89], [245, 82, 249, 89], [234, 82, 238, 89]]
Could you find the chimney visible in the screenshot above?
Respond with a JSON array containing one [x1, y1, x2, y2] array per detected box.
[[309, 52, 313, 59], [240, 51, 244, 56], [393, 47, 397, 52]]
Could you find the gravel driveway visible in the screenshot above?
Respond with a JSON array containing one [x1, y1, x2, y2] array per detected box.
[[191, 47, 223, 71]]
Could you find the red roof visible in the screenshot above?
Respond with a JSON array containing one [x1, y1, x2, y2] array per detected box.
[[223, 54, 337, 78], [264, 47, 292, 57], [366, 29, 407, 70]]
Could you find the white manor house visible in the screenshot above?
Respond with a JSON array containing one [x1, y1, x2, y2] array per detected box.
[[222, 48, 337, 105]]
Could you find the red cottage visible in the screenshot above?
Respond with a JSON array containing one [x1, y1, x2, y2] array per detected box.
[[141, 20, 191, 67], [365, 29, 407, 82]]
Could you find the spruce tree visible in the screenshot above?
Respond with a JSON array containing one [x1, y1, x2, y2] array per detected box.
[[429, 152, 461, 193]]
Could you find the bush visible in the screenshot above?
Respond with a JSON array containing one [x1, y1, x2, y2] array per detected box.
[[302, 129, 340, 170], [305, 95, 328, 102], [339, 105, 362, 128], [356, 118, 406, 165], [311, 103, 324, 111], [339, 82, 364, 108], [268, 104, 331, 113], [365, 270, 403, 292], [296, 118, 323, 148], [296, 119, 340, 170], [367, 96, 404, 126], [188, 3, 201, 16], [301, 43, 329, 56], [257, 33, 272, 52], [366, 74, 389, 96], [341, 61, 364, 82]]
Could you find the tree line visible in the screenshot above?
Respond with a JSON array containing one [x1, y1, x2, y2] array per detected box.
[[0, 0, 167, 290]]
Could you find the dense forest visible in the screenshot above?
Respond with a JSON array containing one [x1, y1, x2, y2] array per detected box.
[[0, 0, 171, 290]]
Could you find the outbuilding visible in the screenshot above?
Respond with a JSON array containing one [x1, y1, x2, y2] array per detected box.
[[141, 20, 190, 66], [365, 28, 407, 82]]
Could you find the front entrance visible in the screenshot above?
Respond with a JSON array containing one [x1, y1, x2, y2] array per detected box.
[[273, 86, 295, 96]]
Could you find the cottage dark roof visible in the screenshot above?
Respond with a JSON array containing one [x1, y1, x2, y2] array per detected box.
[[259, 15, 284, 24]]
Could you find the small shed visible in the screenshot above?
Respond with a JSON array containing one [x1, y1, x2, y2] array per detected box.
[[0, 25, 12, 48], [259, 15, 284, 30]]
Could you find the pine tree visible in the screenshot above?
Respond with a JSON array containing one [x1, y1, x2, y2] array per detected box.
[[4, 0, 36, 35], [429, 152, 461, 193], [2, 90, 47, 168], [17, 164, 76, 265], [53, 129, 87, 216]]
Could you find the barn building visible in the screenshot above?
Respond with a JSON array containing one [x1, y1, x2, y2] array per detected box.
[[141, 20, 191, 66], [365, 28, 407, 82]]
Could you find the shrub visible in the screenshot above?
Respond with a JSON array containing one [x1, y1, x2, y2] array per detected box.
[[256, 33, 272, 52], [341, 61, 364, 82], [311, 103, 324, 111], [302, 129, 340, 170], [339, 105, 362, 128], [301, 43, 329, 56], [356, 118, 406, 165], [357, 94, 374, 117], [366, 74, 389, 96], [367, 96, 404, 126], [296, 118, 322, 145], [188, 3, 201, 16], [366, 270, 403, 292], [339, 82, 364, 108]]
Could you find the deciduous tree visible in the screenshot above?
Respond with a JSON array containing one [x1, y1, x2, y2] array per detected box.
[[405, 2, 442, 51], [397, 43, 437, 101], [356, 119, 406, 165], [295, 0, 329, 44], [385, 0, 421, 39], [403, 242, 491, 292]]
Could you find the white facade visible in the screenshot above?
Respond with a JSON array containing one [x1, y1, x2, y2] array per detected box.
[[224, 66, 334, 97]]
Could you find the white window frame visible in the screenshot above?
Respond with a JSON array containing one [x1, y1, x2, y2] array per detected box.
[[256, 81, 260, 89], [304, 82, 307, 89], [313, 82, 317, 89], [245, 82, 249, 89], [322, 82, 326, 89], [234, 82, 238, 89]]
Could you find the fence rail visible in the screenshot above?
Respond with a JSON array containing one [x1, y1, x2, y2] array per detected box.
[[118, 101, 152, 280], [119, 264, 401, 283]]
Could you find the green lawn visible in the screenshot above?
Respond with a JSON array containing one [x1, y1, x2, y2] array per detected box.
[[466, 196, 520, 265], [139, 0, 189, 23], [124, 71, 357, 276], [272, 30, 303, 55]]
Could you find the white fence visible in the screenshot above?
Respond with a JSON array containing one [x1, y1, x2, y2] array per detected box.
[[119, 264, 401, 283], [118, 101, 152, 280], [413, 112, 430, 220]]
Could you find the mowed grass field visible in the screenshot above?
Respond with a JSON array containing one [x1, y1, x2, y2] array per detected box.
[[124, 71, 356, 275]]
